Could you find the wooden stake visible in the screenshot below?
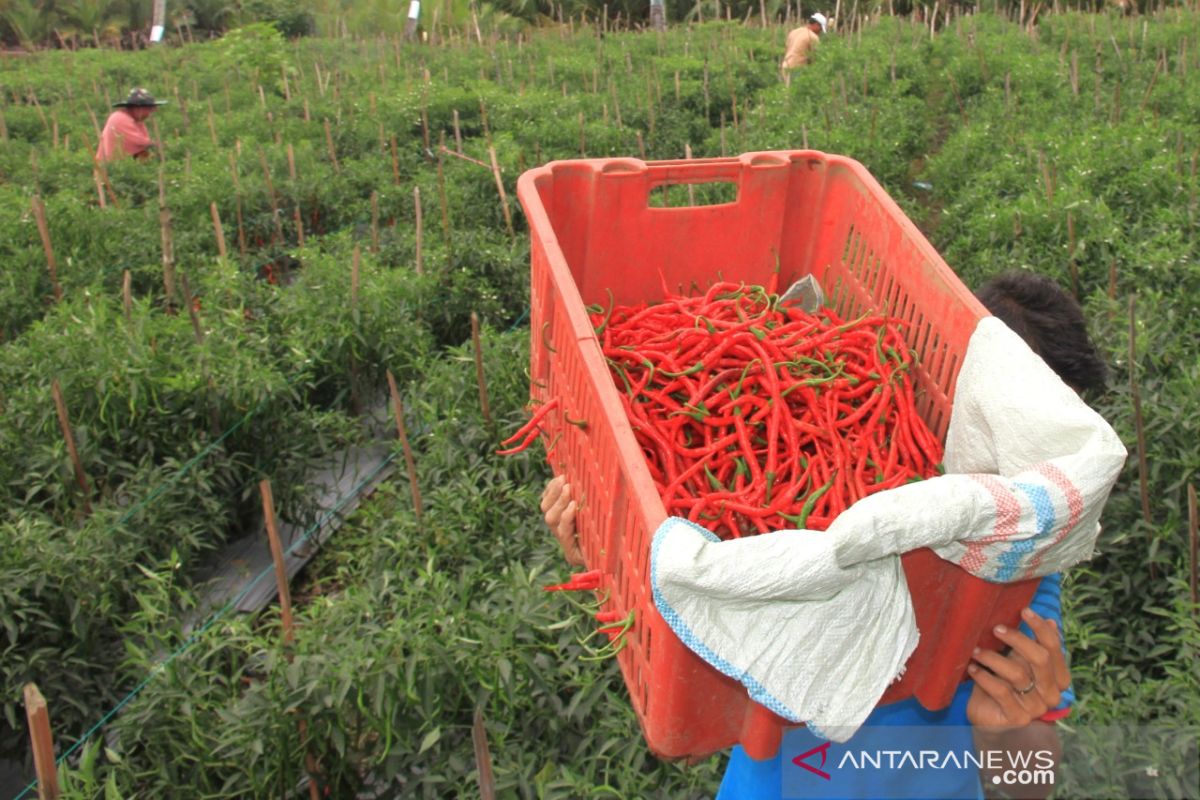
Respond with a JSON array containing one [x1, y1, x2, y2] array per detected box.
[[258, 479, 325, 800], [260, 479, 297, 636], [51, 380, 92, 515], [91, 166, 107, 209], [390, 134, 401, 185], [206, 100, 218, 147], [31, 196, 63, 302], [453, 109, 463, 152], [684, 143, 696, 206], [294, 207, 305, 247], [122, 270, 133, 324], [413, 186, 424, 275], [371, 190, 380, 253], [1066, 211, 1079, 300], [259, 151, 285, 244], [1188, 483, 1198, 614], [23, 684, 60, 800], [1128, 295, 1152, 528], [436, 134, 451, 249], [210, 202, 228, 259], [488, 146, 515, 239], [158, 171, 176, 303], [471, 312, 492, 426], [386, 370, 423, 519], [473, 706, 496, 800], [1038, 150, 1055, 205], [351, 246, 360, 309], [323, 119, 340, 172]]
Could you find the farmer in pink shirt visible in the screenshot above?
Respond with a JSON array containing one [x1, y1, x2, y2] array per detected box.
[[95, 88, 165, 163]]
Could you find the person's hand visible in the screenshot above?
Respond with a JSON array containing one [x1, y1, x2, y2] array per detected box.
[[967, 607, 1071, 730], [541, 475, 584, 567]]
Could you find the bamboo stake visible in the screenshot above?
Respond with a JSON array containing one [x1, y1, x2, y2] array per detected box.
[[489, 146, 515, 239], [1188, 483, 1198, 615], [31, 196, 63, 303], [91, 165, 107, 208], [390, 134, 401, 185], [1038, 151, 1055, 205], [1067, 211, 1079, 300], [258, 480, 325, 800], [259, 151, 285, 244], [210, 202, 228, 260], [323, 119, 340, 172], [351, 246, 360, 309], [471, 312, 492, 426], [371, 190, 380, 253], [684, 143, 696, 205], [23, 684, 60, 800], [122, 270, 133, 325], [1138, 54, 1163, 113], [453, 109, 463, 152], [413, 187, 424, 275], [473, 706, 496, 800], [207, 100, 218, 147], [386, 370, 423, 519], [260, 479, 297, 637], [1128, 295, 1152, 528], [436, 134, 451, 249], [51, 380, 91, 515], [158, 171, 177, 304]]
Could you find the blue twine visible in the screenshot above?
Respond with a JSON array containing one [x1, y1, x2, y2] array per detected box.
[[506, 307, 529, 332], [11, 450, 400, 800]]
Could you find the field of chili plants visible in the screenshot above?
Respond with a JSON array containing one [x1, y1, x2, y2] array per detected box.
[[1, 7, 1197, 798]]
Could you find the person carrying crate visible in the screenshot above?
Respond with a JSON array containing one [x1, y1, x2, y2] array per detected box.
[[541, 271, 1114, 800]]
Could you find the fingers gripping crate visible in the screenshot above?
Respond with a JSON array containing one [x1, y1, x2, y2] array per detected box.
[[516, 152, 1040, 760]]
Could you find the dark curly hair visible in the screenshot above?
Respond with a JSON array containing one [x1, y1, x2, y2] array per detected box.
[[975, 271, 1109, 395]]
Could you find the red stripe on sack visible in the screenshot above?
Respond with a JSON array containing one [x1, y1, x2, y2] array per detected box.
[[960, 475, 1021, 573]]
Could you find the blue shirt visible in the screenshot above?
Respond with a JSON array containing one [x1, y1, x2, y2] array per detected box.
[[717, 574, 1072, 800]]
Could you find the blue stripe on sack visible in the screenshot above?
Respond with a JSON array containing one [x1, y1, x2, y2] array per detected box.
[[650, 517, 802, 724], [992, 482, 1056, 581]]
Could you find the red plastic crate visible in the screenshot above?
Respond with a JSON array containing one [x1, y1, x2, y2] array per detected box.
[[516, 151, 1039, 760]]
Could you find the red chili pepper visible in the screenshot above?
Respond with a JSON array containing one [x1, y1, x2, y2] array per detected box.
[[587, 283, 942, 540], [496, 397, 561, 455], [543, 569, 602, 592]]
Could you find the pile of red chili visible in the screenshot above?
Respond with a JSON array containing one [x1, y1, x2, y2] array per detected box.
[[590, 281, 943, 539]]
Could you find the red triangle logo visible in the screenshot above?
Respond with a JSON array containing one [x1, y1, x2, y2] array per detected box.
[[792, 741, 833, 780]]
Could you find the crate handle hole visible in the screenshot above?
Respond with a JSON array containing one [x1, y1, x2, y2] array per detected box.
[[600, 159, 642, 175], [648, 181, 738, 208], [749, 154, 788, 168]]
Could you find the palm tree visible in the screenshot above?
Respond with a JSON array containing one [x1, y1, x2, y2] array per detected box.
[[1, 0, 54, 46], [57, 0, 126, 45]]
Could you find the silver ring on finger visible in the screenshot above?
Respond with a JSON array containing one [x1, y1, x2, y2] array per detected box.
[[1018, 678, 1037, 695]]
